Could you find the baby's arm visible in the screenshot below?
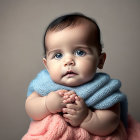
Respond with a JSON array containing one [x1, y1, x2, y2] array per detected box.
[[80, 103, 120, 136], [25, 90, 67, 120], [63, 95, 120, 136]]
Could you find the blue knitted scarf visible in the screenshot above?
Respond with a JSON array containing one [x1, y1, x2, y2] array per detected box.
[[27, 69, 128, 127]]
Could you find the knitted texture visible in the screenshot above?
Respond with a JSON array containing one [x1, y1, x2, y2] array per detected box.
[[22, 114, 127, 140], [27, 69, 128, 127]]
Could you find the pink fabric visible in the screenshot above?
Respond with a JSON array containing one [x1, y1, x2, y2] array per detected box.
[[127, 115, 140, 140], [22, 114, 129, 140]]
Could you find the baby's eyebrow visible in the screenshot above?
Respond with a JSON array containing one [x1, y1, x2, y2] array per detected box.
[[74, 44, 89, 47], [47, 49, 61, 56], [74, 44, 93, 51], [73, 44, 93, 49]]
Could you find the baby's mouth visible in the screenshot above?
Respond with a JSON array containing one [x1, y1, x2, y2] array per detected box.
[[63, 70, 77, 78]]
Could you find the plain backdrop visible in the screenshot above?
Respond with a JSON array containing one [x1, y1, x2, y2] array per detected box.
[[0, 0, 140, 139]]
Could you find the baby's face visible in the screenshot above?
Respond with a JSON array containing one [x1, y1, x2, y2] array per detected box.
[[44, 21, 101, 86]]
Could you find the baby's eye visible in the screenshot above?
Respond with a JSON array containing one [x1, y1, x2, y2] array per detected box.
[[54, 53, 63, 59], [75, 50, 86, 56]]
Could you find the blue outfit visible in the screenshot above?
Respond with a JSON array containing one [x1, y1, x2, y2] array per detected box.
[[27, 69, 128, 127]]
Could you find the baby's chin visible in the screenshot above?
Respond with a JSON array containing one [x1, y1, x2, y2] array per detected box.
[[53, 75, 95, 87], [62, 82, 80, 87], [58, 79, 88, 87]]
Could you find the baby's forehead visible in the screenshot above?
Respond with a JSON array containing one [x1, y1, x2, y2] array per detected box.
[[46, 21, 96, 41], [46, 21, 98, 50], [48, 17, 98, 33]]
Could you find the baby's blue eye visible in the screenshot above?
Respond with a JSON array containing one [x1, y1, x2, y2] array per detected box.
[[54, 53, 63, 59], [75, 50, 86, 56]]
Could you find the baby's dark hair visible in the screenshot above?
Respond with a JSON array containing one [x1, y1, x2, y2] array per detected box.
[[43, 13, 103, 57]]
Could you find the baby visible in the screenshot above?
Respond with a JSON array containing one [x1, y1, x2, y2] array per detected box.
[[25, 13, 127, 137]]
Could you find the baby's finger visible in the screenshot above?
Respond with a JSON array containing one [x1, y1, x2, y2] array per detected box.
[[63, 95, 69, 99], [63, 99, 75, 103], [75, 97, 85, 106], [64, 118, 71, 124], [57, 90, 68, 96], [63, 94, 77, 103], [62, 108, 76, 115], [75, 96, 80, 101], [63, 113, 73, 120], [63, 99, 71, 103], [69, 94, 77, 100], [66, 103, 79, 110], [58, 92, 64, 96], [65, 90, 76, 96]]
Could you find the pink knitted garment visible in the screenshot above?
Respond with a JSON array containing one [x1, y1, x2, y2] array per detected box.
[[22, 114, 128, 140], [127, 115, 140, 140]]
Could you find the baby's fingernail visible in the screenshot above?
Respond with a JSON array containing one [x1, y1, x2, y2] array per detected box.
[[64, 95, 68, 99], [62, 108, 67, 112], [58, 91, 62, 95], [64, 100, 67, 103], [70, 94, 75, 98]]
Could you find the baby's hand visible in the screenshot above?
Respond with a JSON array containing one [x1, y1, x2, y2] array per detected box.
[[62, 96, 88, 127], [58, 90, 77, 103], [45, 90, 68, 113]]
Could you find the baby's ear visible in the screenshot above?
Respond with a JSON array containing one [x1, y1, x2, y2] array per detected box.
[[97, 53, 106, 69], [43, 58, 48, 69]]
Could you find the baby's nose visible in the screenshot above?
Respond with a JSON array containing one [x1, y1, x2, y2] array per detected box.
[[64, 58, 75, 66]]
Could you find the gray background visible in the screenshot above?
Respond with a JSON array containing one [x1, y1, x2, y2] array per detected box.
[[0, 0, 140, 139]]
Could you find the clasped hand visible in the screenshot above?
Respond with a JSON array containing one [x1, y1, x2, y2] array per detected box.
[[46, 90, 88, 127]]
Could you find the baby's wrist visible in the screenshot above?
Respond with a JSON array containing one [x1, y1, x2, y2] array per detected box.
[[44, 96, 51, 113], [80, 109, 92, 128], [44, 95, 57, 113]]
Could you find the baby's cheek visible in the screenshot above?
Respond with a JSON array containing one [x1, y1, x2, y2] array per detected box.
[[50, 72, 61, 83]]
